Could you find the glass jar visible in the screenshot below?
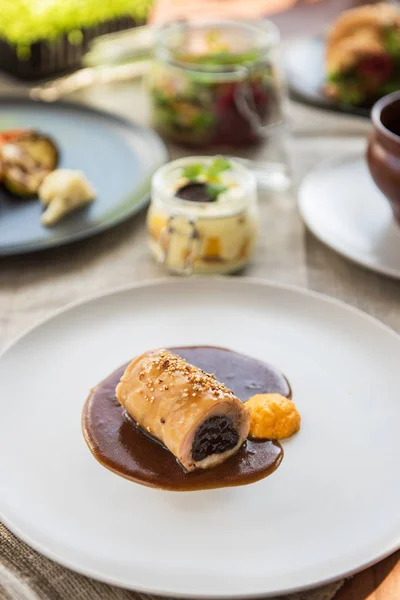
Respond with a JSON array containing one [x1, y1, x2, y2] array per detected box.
[[147, 157, 258, 275], [147, 20, 284, 148]]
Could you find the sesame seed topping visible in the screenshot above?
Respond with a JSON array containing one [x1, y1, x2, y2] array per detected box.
[[143, 349, 235, 401]]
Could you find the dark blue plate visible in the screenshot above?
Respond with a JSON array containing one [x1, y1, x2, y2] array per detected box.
[[0, 97, 168, 255], [284, 36, 370, 119]]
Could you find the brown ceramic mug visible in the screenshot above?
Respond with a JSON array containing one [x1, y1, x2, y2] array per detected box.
[[367, 91, 400, 226]]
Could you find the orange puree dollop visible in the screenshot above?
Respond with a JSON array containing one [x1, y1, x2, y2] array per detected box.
[[244, 393, 301, 440]]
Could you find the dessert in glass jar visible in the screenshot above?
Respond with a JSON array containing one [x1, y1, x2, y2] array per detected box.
[[147, 20, 284, 148], [147, 156, 258, 274]]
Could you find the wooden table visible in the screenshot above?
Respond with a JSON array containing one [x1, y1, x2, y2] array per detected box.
[[0, 77, 398, 600], [336, 552, 400, 600]]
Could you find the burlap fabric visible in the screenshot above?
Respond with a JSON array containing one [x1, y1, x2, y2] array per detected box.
[[0, 524, 343, 600]]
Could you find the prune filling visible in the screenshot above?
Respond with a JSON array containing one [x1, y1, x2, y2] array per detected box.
[[192, 415, 239, 461]]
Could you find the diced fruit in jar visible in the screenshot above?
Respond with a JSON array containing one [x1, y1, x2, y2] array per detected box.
[[203, 237, 221, 258], [148, 213, 168, 240]]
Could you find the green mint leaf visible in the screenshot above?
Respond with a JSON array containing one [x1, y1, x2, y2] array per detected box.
[[206, 183, 228, 201], [207, 157, 231, 179], [182, 164, 204, 181]]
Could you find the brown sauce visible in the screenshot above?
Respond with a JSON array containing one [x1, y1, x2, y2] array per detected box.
[[82, 346, 291, 491]]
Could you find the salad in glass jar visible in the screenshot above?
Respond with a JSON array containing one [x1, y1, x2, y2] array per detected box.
[[148, 20, 284, 148]]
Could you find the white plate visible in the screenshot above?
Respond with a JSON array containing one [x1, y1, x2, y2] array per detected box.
[[299, 153, 400, 279], [1, 279, 399, 598]]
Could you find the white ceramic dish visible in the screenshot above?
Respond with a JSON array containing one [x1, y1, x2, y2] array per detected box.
[[299, 152, 400, 279], [1, 279, 399, 598]]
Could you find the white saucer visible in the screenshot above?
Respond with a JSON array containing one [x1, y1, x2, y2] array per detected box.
[[0, 279, 399, 598], [299, 153, 400, 279]]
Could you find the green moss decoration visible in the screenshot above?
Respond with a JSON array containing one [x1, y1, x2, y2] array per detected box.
[[0, 0, 153, 47]]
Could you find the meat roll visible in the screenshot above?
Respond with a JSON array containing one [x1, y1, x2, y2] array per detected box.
[[116, 349, 250, 471]]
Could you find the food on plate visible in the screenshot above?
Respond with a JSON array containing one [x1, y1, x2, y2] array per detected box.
[[0, 129, 29, 146], [325, 3, 400, 106], [116, 349, 250, 471], [148, 21, 283, 147], [82, 346, 297, 491], [39, 169, 96, 226], [1, 131, 59, 196], [245, 393, 301, 440], [147, 156, 258, 274], [0, 127, 97, 227]]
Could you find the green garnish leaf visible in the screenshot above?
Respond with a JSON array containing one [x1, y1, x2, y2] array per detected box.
[[152, 90, 171, 107], [192, 112, 216, 130], [181, 157, 231, 195], [382, 79, 400, 94], [207, 157, 231, 179], [175, 48, 262, 67], [338, 88, 365, 105], [206, 183, 228, 201], [182, 164, 204, 180], [385, 28, 400, 58], [182, 157, 231, 184], [330, 76, 365, 105], [327, 72, 340, 83]]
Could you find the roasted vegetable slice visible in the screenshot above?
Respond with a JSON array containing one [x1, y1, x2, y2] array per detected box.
[[0, 132, 59, 197], [0, 129, 29, 146], [0, 129, 30, 184], [14, 132, 59, 170], [3, 165, 49, 196]]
